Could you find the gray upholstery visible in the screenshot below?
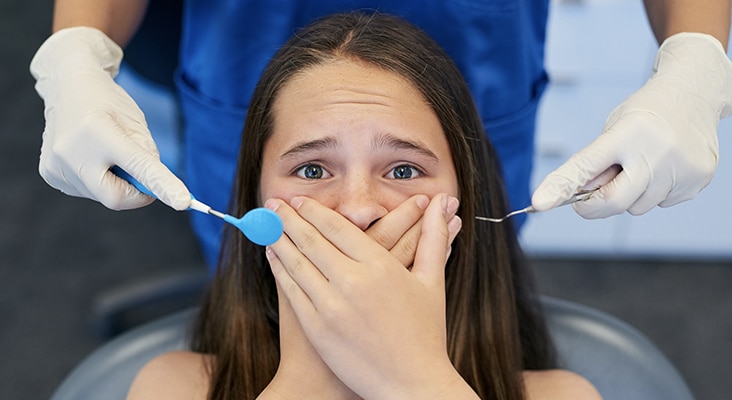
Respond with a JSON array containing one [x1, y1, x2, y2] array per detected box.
[[51, 296, 694, 400], [543, 296, 694, 400], [51, 309, 194, 400]]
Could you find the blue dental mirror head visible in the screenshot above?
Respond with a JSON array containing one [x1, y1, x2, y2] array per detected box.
[[223, 208, 283, 246]]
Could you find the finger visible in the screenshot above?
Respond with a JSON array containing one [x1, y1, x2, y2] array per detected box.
[[136, 162, 190, 211], [573, 165, 651, 218], [80, 162, 155, 211], [100, 168, 156, 210], [265, 245, 318, 320], [443, 215, 462, 264], [532, 134, 619, 211], [366, 194, 428, 261], [657, 166, 711, 208], [447, 215, 462, 248], [412, 194, 454, 287], [57, 111, 157, 210], [388, 221, 422, 268], [582, 164, 622, 190], [366, 195, 459, 268], [366, 194, 428, 248], [658, 188, 700, 208], [626, 169, 673, 215], [114, 145, 191, 210], [289, 196, 389, 265], [266, 198, 338, 292], [85, 113, 192, 211], [403, 196, 459, 266], [38, 150, 86, 198]]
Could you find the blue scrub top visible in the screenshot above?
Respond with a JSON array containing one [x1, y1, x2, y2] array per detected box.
[[176, 0, 549, 267]]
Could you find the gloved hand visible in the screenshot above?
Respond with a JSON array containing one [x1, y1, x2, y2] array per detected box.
[[532, 32, 732, 218], [30, 26, 190, 211]]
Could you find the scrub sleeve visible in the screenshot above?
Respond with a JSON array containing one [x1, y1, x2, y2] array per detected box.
[[176, 0, 550, 268]]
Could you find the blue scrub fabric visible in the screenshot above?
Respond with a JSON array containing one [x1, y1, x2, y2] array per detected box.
[[175, 0, 550, 268]]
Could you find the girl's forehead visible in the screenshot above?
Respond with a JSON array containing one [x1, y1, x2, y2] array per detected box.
[[268, 61, 446, 156], [276, 59, 427, 109]]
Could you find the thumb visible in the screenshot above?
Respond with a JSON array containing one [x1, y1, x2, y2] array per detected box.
[[133, 160, 191, 211], [110, 147, 191, 211], [532, 134, 620, 211]]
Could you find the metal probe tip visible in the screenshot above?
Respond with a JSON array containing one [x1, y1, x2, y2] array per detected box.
[[208, 209, 226, 219]]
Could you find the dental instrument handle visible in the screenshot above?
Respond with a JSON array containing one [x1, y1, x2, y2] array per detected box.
[[555, 189, 597, 208], [111, 166, 156, 198]]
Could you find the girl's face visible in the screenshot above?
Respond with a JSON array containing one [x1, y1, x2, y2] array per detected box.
[[260, 59, 459, 230]]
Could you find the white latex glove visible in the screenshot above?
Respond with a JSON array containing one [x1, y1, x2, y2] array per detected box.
[[532, 33, 732, 218], [30, 27, 190, 211]]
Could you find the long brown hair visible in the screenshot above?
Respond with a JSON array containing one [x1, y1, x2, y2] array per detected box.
[[192, 11, 555, 400]]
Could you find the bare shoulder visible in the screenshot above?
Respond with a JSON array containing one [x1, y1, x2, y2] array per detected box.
[[523, 369, 602, 400], [126, 351, 212, 400]]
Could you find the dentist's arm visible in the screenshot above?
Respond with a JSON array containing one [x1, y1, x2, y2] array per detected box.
[[532, 0, 732, 218], [30, 0, 191, 211], [644, 0, 729, 47], [53, 0, 148, 46]]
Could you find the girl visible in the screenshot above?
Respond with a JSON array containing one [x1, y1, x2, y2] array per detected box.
[[127, 12, 600, 400]]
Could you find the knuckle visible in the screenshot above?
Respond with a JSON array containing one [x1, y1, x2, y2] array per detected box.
[[627, 205, 652, 216], [574, 202, 623, 219], [295, 226, 319, 251], [368, 227, 396, 247], [338, 274, 358, 295], [100, 194, 132, 211], [288, 255, 308, 278], [319, 218, 342, 238], [318, 294, 352, 330], [320, 298, 344, 323], [337, 272, 373, 302], [283, 280, 301, 299], [37, 160, 55, 184], [394, 237, 418, 266]]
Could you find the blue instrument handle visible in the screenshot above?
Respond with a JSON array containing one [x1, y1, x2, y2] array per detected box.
[[111, 166, 156, 198]]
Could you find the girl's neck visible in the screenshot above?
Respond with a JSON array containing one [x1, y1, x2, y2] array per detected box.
[[258, 295, 360, 400]]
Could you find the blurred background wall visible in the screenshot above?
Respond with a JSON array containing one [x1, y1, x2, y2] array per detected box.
[[1, 0, 730, 399]]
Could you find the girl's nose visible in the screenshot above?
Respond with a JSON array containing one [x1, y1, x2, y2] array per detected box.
[[333, 179, 388, 231]]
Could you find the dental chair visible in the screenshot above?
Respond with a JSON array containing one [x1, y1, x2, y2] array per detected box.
[[50, 296, 695, 400]]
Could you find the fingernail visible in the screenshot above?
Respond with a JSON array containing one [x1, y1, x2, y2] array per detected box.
[[446, 196, 459, 216], [265, 246, 277, 261], [441, 194, 449, 215], [290, 196, 304, 210], [264, 198, 280, 211], [448, 215, 462, 234]]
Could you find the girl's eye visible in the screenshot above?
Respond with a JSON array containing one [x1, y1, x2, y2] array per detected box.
[[386, 164, 422, 180], [296, 164, 331, 180]]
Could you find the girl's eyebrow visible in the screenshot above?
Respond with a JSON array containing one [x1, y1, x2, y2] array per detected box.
[[280, 137, 340, 159], [279, 133, 439, 161], [372, 133, 439, 161]]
